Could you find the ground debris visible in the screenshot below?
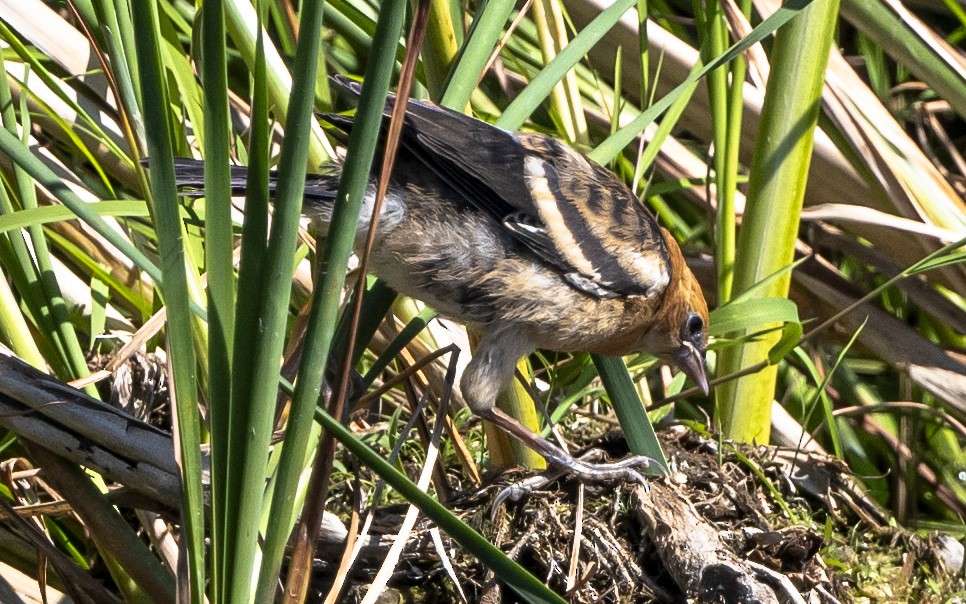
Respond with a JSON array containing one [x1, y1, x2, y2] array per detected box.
[[311, 422, 966, 602]]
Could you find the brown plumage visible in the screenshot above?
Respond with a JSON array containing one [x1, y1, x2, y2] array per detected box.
[[169, 76, 710, 485]]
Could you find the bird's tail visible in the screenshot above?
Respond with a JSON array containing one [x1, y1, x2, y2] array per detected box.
[[163, 78, 383, 222], [168, 157, 342, 222]]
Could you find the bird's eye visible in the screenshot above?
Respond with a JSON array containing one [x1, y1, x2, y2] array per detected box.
[[686, 313, 703, 337], [682, 312, 705, 350]]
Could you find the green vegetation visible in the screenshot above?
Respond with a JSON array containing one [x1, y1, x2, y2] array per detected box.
[[0, 0, 963, 601]]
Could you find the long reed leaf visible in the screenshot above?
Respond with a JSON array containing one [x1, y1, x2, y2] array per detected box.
[[715, 0, 841, 442], [131, 2, 205, 599]]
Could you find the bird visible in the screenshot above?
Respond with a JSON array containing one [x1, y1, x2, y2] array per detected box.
[[169, 76, 710, 485]]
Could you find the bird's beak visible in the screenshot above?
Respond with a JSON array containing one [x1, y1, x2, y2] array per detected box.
[[676, 343, 709, 395]]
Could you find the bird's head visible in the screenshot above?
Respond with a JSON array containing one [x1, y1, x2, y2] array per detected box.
[[636, 233, 710, 394]]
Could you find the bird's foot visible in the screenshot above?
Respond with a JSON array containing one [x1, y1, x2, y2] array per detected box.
[[491, 449, 658, 515], [478, 407, 662, 514], [545, 447, 657, 485]]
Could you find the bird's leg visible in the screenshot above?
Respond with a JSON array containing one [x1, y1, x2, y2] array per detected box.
[[477, 406, 658, 486], [464, 329, 660, 495]]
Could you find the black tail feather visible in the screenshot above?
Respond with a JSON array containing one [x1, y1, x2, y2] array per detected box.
[[144, 157, 341, 204], [169, 157, 254, 195]]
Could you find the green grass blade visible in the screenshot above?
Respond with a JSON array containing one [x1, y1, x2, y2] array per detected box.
[[592, 354, 669, 471], [131, 2, 206, 600], [360, 305, 437, 390], [440, 0, 516, 109], [198, 0, 236, 599], [0, 65, 93, 394], [422, 0, 460, 98], [496, 0, 636, 130], [841, 0, 966, 120], [212, 5, 272, 597], [708, 298, 800, 337], [258, 1, 407, 594], [220, 0, 329, 596], [223, 0, 334, 167], [0, 201, 149, 232], [0, 130, 165, 282], [239, 3, 342, 601], [0, 265, 45, 368]]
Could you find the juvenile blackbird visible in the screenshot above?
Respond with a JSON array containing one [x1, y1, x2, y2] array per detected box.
[[170, 78, 709, 484]]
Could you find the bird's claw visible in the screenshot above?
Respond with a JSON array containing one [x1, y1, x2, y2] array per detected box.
[[491, 473, 558, 518], [555, 453, 655, 486], [490, 449, 658, 518]]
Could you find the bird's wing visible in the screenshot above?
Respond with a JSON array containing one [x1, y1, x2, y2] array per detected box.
[[514, 132, 672, 299], [399, 101, 672, 299], [327, 76, 672, 298]]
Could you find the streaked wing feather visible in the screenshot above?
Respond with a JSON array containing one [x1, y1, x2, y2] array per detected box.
[[517, 135, 671, 298], [502, 212, 570, 273]]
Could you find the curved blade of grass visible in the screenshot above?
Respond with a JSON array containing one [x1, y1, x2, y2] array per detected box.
[[798, 235, 966, 349], [4, 67, 123, 189], [0, 201, 150, 232], [727, 256, 809, 305], [313, 403, 566, 604], [324, 0, 379, 60], [727, 445, 798, 521], [708, 298, 800, 337], [589, 0, 815, 165], [767, 322, 804, 364], [912, 250, 966, 274]]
